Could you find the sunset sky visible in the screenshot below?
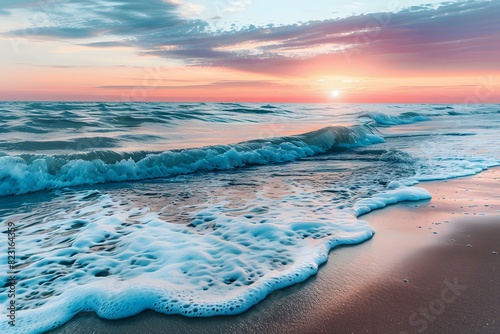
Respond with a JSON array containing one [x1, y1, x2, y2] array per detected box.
[[0, 0, 499, 103]]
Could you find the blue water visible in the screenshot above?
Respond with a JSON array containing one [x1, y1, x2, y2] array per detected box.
[[0, 102, 499, 333]]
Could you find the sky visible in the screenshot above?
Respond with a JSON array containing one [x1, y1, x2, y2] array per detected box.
[[0, 0, 499, 103]]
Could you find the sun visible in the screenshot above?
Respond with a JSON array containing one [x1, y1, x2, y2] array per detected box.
[[331, 90, 341, 98]]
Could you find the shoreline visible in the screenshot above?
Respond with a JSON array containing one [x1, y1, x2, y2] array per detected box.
[[49, 168, 500, 334]]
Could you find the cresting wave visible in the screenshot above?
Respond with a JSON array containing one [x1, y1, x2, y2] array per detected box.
[[359, 111, 430, 125], [1, 103, 500, 334], [0, 125, 384, 197]]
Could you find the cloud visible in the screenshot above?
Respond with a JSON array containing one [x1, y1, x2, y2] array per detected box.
[[79, 41, 131, 48], [98, 79, 285, 90], [220, 0, 253, 13], [0, 0, 71, 17], [5, 0, 202, 38], [2, 0, 499, 76], [173, 1, 205, 17]]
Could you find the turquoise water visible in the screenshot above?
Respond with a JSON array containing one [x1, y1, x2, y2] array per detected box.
[[0, 102, 499, 333]]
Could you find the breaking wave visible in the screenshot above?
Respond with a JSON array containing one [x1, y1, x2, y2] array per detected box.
[[359, 112, 430, 125], [0, 125, 383, 197]]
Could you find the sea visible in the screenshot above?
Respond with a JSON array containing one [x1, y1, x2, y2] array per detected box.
[[0, 102, 499, 333]]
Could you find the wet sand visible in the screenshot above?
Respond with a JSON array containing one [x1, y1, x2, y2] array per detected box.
[[49, 168, 500, 334]]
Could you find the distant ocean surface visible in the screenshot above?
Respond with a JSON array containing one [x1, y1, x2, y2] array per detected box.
[[1, 102, 499, 333]]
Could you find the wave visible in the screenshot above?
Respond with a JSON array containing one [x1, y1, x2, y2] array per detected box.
[[0, 125, 384, 197], [359, 112, 430, 125], [0, 137, 121, 152], [446, 106, 499, 116], [225, 107, 277, 114], [432, 106, 455, 110], [0, 103, 296, 133], [0, 184, 433, 334], [379, 149, 416, 163]]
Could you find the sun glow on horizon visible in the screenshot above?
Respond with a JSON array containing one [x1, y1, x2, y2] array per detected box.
[[0, 1, 499, 103]]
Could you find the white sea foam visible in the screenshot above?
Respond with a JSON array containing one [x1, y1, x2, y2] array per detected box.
[[0, 125, 383, 197], [359, 112, 430, 125], [1, 103, 500, 333], [0, 188, 365, 332], [352, 187, 432, 216], [0, 182, 436, 334]]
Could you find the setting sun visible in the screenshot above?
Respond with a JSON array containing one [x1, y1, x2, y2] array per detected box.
[[332, 90, 341, 98]]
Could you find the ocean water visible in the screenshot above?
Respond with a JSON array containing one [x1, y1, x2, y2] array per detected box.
[[0, 102, 499, 333]]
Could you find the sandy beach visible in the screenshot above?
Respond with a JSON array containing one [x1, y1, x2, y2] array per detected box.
[[47, 168, 500, 334], [2, 1, 499, 333]]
